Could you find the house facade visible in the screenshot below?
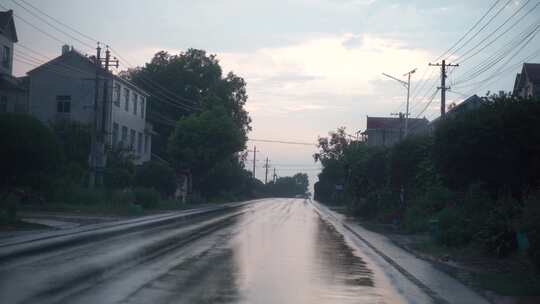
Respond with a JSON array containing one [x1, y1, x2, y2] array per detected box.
[[364, 116, 429, 147], [0, 9, 28, 113], [27, 46, 152, 163], [513, 63, 540, 98]]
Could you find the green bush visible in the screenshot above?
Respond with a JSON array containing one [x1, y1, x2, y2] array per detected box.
[[523, 195, 540, 271], [110, 189, 135, 207], [60, 186, 107, 206], [0, 113, 62, 218], [186, 192, 206, 205], [403, 185, 456, 233], [476, 200, 519, 258], [133, 187, 160, 209], [437, 207, 472, 247], [134, 161, 177, 198], [104, 148, 136, 189], [403, 205, 429, 233]]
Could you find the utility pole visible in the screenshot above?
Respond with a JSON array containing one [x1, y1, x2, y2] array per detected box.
[[89, 44, 119, 188], [252, 146, 258, 179], [382, 68, 415, 137], [264, 157, 269, 184], [391, 112, 405, 141], [429, 60, 458, 117], [273, 168, 277, 183], [89, 43, 102, 189]]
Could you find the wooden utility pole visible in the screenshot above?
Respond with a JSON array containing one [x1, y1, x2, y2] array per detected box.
[[264, 157, 269, 184], [429, 60, 458, 117], [391, 112, 405, 141], [89, 43, 102, 189], [252, 146, 258, 178], [89, 44, 119, 188]]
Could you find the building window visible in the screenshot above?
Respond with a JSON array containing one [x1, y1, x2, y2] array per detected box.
[[133, 93, 138, 115], [140, 98, 145, 119], [138, 132, 143, 154], [114, 84, 121, 106], [56, 95, 71, 113], [144, 134, 149, 154], [124, 88, 130, 111], [2, 46, 10, 69], [112, 123, 119, 147], [121, 126, 128, 147], [130, 129, 136, 150]]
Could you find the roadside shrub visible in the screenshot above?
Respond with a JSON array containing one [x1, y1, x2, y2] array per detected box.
[[403, 185, 456, 233], [0, 113, 62, 218], [60, 186, 107, 206], [476, 199, 519, 258], [523, 195, 540, 271], [133, 187, 160, 209], [110, 189, 135, 207], [104, 148, 136, 189], [403, 205, 430, 233], [437, 207, 472, 247], [134, 161, 177, 198], [186, 192, 206, 205]]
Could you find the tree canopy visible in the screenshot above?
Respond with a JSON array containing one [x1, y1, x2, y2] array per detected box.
[[0, 113, 62, 195], [127, 49, 251, 159]]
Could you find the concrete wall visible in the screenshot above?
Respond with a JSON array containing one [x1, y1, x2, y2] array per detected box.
[[110, 78, 151, 164], [366, 129, 401, 147], [29, 51, 151, 164], [0, 34, 13, 75], [29, 55, 95, 125]]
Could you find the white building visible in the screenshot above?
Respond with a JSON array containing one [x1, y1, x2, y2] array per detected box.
[[0, 9, 28, 113], [27, 45, 152, 164]]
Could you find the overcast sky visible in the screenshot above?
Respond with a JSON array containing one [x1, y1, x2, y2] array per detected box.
[[6, 0, 539, 189]]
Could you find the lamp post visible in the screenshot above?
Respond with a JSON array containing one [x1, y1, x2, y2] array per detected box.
[[382, 68, 416, 137]]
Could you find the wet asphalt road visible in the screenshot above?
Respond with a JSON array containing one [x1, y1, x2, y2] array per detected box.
[[0, 199, 408, 304]]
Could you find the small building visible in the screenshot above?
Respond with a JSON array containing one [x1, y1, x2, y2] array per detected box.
[[27, 45, 152, 164], [513, 63, 540, 98], [0, 9, 28, 113], [364, 116, 429, 147]]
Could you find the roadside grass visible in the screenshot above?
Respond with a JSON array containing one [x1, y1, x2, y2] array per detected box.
[[411, 239, 540, 297]]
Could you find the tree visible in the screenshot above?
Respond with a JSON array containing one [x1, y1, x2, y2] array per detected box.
[[0, 113, 62, 220], [134, 161, 177, 198], [127, 49, 251, 159], [433, 94, 540, 200], [265, 173, 309, 197], [104, 147, 136, 190], [168, 106, 246, 192], [50, 120, 91, 184]]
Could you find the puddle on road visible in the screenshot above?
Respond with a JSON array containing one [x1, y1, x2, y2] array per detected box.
[[129, 200, 388, 304], [229, 200, 385, 304]]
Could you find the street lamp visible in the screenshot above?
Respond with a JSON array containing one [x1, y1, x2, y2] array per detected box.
[[382, 68, 416, 137]]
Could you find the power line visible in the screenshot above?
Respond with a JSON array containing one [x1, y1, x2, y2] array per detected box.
[[247, 138, 317, 146], [17, 0, 99, 43], [454, 25, 540, 90], [455, 0, 537, 63], [10, 0, 95, 50], [445, 0, 514, 59], [434, 0, 503, 61], [454, 21, 540, 85], [4, 2, 201, 112]]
